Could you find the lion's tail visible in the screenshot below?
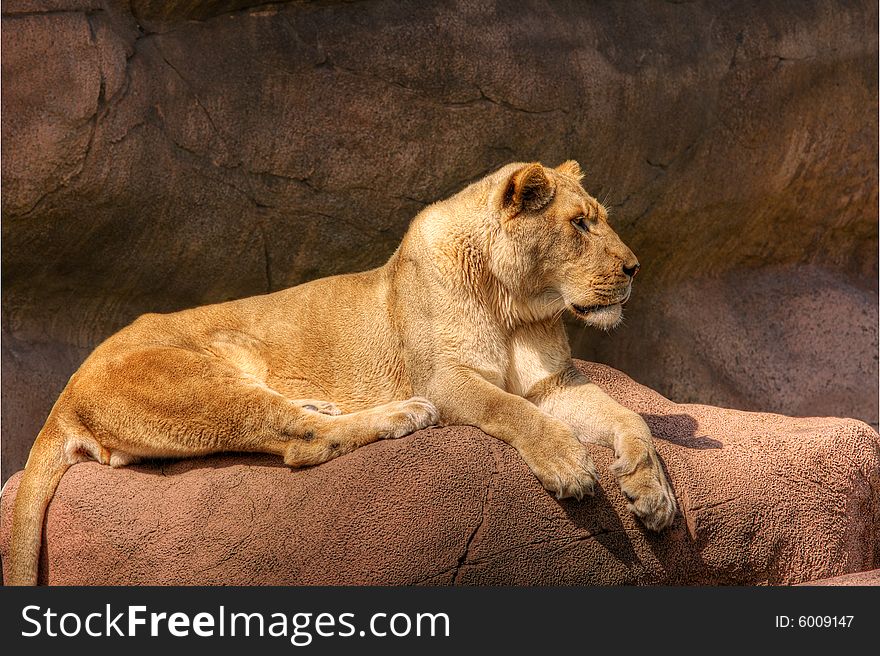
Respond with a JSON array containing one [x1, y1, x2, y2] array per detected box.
[[5, 418, 70, 585]]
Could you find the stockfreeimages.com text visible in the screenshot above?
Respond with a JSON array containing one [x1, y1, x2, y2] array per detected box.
[[21, 604, 450, 645]]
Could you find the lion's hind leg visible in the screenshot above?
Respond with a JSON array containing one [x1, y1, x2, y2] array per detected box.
[[73, 346, 438, 469], [282, 396, 438, 467]]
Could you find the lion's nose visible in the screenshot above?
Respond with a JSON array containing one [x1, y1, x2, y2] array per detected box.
[[622, 261, 640, 278]]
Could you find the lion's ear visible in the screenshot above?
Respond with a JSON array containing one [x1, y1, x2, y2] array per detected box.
[[555, 159, 584, 180], [500, 163, 556, 215]]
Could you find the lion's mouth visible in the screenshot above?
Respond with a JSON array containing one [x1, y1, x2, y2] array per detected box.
[[570, 303, 602, 316], [569, 302, 620, 318]]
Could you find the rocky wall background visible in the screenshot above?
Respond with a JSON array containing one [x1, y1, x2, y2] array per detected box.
[[2, 0, 877, 482]]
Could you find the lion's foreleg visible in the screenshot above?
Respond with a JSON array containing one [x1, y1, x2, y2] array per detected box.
[[525, 367, 677, 531], [423, 367, 598, 500]]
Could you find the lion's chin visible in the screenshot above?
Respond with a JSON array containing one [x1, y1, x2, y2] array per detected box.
[[569, 302, 623, 329]]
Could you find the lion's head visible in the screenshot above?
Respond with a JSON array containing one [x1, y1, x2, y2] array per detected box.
[[488, 160, 640, 330]]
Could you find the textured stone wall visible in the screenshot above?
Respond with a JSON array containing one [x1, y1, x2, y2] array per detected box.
[[2, 0, 877, 481]]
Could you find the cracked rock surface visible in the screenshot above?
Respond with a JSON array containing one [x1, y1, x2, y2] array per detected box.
[[1, 362, 878, 585], [2, 0, 877, 482]]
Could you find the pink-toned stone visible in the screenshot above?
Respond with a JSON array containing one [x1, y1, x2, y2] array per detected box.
[[2, 362, 877, 586], [798, 569, 880, 586]]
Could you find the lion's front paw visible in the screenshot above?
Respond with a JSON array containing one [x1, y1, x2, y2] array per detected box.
[[383, 396, 440, 439], [615, 455, 677, 531], [525, 427, 598, 501]]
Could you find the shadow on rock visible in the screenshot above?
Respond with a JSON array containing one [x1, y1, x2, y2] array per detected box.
[[558, 485, 640, 568], [130, 452, 287, 477], [642, 413, 722, 449]]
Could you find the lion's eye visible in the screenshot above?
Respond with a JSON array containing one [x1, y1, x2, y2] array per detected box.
[[571, 216, 590, 235]]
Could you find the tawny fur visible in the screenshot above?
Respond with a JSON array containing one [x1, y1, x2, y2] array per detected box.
[[5, 160, 677, 585]]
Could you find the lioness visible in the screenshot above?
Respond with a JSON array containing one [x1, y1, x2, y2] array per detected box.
[[6, 160, 676, 585]]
